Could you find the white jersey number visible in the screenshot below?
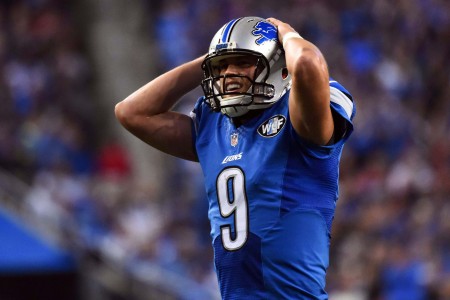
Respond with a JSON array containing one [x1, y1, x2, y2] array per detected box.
[[216, 167, 249, 251]]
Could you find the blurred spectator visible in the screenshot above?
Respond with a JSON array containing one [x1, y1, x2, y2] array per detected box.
[[96, 139, 131, 180], [379, 240, 428, 300]]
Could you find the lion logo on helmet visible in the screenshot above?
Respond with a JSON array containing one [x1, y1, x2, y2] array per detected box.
[[252, 21, 278, 45]]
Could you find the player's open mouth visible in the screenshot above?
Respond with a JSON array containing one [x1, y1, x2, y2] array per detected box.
[[225, 83, 241, 92]]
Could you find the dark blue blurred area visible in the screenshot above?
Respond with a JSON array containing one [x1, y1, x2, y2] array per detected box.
[[0, 0, 449, 299], [0, 207, 74, 273]]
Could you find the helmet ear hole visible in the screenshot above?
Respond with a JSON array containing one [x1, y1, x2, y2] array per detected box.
[[282, 68, 289, 79]]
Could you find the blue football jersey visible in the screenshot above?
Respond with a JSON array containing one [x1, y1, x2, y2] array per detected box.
[[190, 80, 355, 299]]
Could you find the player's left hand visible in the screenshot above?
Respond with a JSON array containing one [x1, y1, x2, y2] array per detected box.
[[267, 18, 299, 46]]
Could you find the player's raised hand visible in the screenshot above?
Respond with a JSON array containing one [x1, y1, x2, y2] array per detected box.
[[266, 18, 302, 48]]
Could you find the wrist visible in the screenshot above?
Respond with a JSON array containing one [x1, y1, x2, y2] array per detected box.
[[282, 32, 303, 49]]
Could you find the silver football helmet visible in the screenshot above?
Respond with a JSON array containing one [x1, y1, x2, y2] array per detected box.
[[201, 16, 291, 118]]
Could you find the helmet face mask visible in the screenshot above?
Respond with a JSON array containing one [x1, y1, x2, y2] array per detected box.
[[201, 17, 291, 118], [202, 52, 274, 113]]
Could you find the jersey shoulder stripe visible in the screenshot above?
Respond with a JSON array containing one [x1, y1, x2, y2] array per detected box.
[[330, 86, 353, 120], [329, 78, 353, 101]]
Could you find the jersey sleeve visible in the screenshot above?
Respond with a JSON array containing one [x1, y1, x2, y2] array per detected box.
[[289, 78, 356, 159], [329, 79, 356, 141], [190, 97, 203, 134], [189, 96, 209, 143]]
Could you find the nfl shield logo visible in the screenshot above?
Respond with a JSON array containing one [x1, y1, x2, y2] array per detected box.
[[231, 133, 238, 147]]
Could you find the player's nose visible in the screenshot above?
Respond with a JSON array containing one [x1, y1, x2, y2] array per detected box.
[[224, 63, 241, 75]]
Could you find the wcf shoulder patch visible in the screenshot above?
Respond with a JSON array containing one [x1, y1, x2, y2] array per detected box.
[[257, 115, 286, 137]]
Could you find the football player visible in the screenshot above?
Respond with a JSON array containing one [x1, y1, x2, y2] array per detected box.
[[115, 16, 356, 299]]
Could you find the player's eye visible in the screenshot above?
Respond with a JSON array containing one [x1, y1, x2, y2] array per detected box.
[[212, 62, 228, 75], [237, 57, 258, 69], [236, 60, 252, 68], [218, 62, 228, 70]]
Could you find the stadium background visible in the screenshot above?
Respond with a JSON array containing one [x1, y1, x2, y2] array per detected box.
[[0, 0, 449, 299]]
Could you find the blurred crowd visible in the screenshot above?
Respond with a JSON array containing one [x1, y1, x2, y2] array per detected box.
[[1, 0, 449, 299]]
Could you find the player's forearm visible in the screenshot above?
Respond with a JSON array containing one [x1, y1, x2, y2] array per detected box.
[[115, 55, 205, 124], [282, 35, 329, 94], [284, 38, 333, 143], [268, 17, 332, 145]]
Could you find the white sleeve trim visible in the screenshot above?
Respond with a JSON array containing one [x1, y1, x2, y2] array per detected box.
[[189, 110, 198, 135], [330, 86, 353, 119]]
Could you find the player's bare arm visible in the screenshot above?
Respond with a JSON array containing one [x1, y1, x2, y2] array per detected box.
[[115, 55, 205, 161], [267, 18, 333, 145]]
